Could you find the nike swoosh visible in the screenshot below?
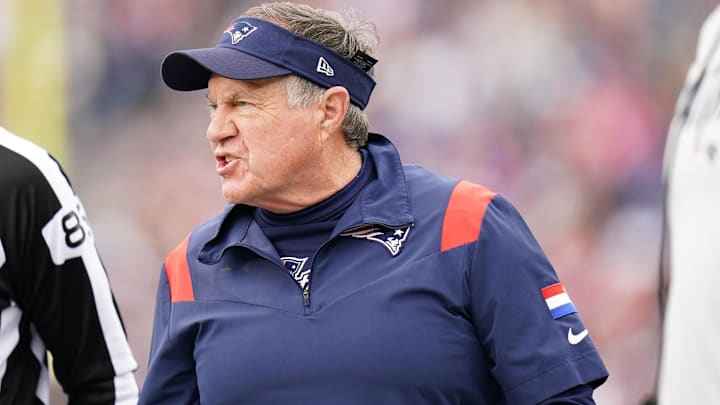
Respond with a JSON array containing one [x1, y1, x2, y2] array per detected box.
[[567, 328, 589, 345]]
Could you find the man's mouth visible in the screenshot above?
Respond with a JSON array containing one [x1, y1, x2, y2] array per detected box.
[[215, 154, 239, 172]]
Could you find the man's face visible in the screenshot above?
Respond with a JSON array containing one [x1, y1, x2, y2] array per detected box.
[[206, 74, 323, 211]]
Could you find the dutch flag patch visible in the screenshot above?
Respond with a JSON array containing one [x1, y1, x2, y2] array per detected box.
[[541, 282, 577, 319]]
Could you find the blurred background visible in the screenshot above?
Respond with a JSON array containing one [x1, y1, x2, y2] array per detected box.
[[1, 0, 716, 403]]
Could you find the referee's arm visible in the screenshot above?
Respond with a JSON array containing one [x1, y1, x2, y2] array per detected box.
[[6, 143, 138, 404]]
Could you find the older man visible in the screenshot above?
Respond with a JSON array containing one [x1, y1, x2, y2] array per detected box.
[[140, 2, 607, 404]]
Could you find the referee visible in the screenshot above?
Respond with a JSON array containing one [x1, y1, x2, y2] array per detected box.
[[0, 126, 138, 404]]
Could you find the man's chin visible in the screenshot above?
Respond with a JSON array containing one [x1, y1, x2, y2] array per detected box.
[[221, 186, 248, 205]]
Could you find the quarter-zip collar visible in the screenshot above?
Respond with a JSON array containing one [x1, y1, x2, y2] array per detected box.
[[197, 133, 414, 264]]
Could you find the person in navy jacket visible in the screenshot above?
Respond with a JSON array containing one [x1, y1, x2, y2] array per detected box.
[[139, 2, 608, 404]]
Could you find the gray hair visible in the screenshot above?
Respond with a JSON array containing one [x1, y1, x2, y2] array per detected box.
[[242, 2, 379, 147]]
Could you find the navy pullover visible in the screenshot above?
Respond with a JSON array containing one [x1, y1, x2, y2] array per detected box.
[[140, 134, 607, 404]]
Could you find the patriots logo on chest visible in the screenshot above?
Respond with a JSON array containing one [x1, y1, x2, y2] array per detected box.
[[340, 225, 411, 256]]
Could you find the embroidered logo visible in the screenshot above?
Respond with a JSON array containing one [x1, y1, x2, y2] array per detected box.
[[341, 225, 411, 256], [281, 256, 311, 290], [567, 328, 589, 345], [224, 21, 257, 44], [316, 56, 335, 76]]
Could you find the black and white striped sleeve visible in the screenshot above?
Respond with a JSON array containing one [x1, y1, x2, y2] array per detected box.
[[0, 127, 138, 404]]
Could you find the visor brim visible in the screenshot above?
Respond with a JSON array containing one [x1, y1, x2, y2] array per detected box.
[[161, 47, 293, 91]]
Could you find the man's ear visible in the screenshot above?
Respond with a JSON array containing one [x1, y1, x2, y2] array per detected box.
[[319, 86, 350, 137]]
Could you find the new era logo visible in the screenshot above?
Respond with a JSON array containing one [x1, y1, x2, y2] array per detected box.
[[316, 57, 334, 76]]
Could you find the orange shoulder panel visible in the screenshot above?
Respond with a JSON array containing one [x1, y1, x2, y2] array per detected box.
[[440, 180, 497, 252], [165, 234, 195, 303]]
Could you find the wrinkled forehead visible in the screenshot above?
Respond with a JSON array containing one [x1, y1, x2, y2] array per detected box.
[[206, 74, 288, 99]]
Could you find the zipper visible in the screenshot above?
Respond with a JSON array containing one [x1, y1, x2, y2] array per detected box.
[[298, 237, 345, 313], [302, 287, 310, 307]]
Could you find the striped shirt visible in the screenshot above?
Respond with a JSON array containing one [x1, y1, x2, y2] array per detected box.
[[0, 127, 138, 404]]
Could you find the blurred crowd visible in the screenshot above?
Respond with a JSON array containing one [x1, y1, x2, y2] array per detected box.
[[2, 0, 717, 403]]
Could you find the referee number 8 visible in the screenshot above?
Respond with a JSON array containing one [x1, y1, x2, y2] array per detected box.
[[61, 210, 86, 248]]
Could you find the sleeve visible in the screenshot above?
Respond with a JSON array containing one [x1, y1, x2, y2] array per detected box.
[[8, 155, 138, 403], [138, 243, 199, 405], [537, 384, 596, 405], [467, 194, 607, 404]]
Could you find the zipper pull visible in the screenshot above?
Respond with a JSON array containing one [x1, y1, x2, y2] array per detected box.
[[302, 287, 310, 307]]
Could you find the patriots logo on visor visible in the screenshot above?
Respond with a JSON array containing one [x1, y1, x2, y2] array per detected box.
[[341, 225, 411, 256], [224, 21, 257, 44]]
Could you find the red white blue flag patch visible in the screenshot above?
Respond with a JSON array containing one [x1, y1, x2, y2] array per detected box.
[[541, 283, 577, 319]]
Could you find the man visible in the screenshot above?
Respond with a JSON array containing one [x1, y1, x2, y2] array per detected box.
[[654, 5, 720, 404], [140, 3, 608, 404], [0, 126, 138, 403]]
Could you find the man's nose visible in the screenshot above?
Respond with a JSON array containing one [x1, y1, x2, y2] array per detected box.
[[206, 109, 237, 143]]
